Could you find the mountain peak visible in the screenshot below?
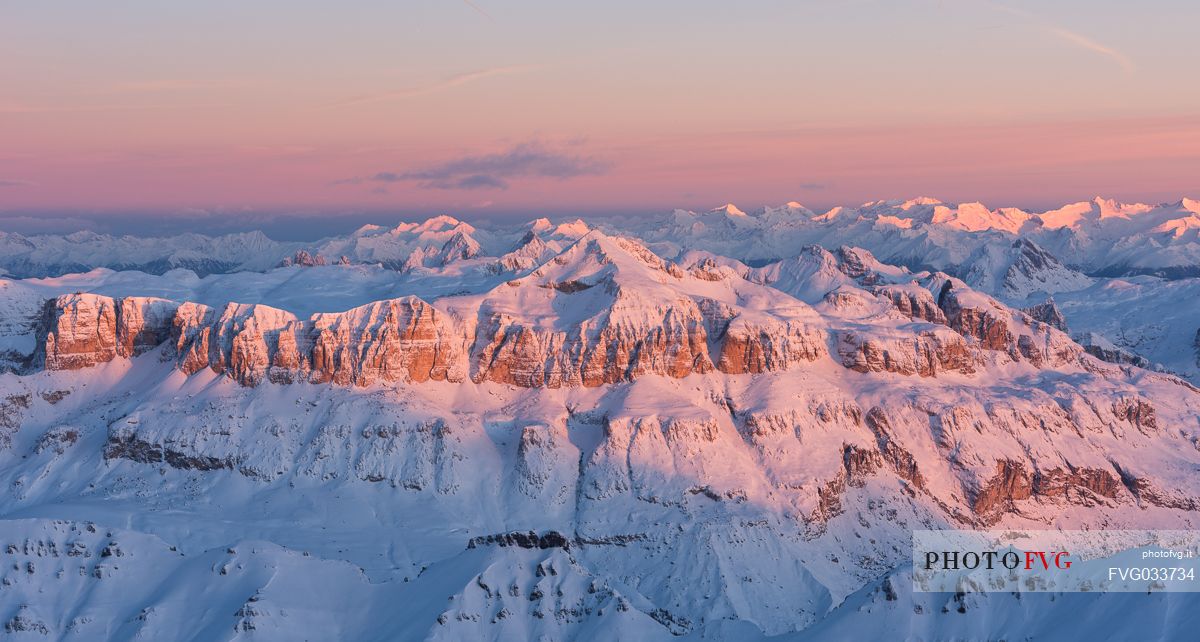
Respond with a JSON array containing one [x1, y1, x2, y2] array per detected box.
[[900, 196, 943, 209], [513, 231, 680, 301], [553, 219, 590, 239], [711, 203, 747, 217], [392, 214, 474, 236], [526, 217, 554, 233]]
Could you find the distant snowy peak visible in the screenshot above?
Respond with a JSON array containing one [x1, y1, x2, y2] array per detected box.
[[931, 203, 1031, 234], [525, 217, 591, 242], [737, 245, 917, 304], [436, 230, 483, 264], [552, 219, 592, 239], [522, 231, 677, 290], [960, 239, 1094, 301], [526, 217, 555, 234], [0, 229, 293, 277], [712, 203, 747, 217], [391, 213, 476, 236]]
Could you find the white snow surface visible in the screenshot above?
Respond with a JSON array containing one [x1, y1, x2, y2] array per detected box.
[[2, 213, 1200, 640]]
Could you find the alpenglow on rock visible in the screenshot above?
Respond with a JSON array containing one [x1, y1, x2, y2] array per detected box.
[[35, 233, 1101, 388]]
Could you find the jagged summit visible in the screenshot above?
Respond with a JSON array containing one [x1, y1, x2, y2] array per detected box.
[[900, 196, 943, 209], [436, 229, 483, 264], [552, 219, 591, 238], [526, 217, 554, 234], [712, 203, 747, 217], [392, 214, 473, 235], [528, 231, 673, 281]]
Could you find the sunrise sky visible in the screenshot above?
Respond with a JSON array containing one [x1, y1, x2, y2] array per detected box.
[[2, 0, 1198, 234]]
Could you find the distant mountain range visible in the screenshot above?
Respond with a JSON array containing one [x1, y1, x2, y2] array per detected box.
[[3, 197, 1199, 281]]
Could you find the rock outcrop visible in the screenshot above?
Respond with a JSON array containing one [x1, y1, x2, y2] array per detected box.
[[875, 284, 946, 324], [715, 318, 825, 374], [33, 236, 1118, 389], [471, 297, 715, 388], [1074, 332, 1151, 368], [46, 294, 465, 387], [837, 327, 975, 377], [308, 297, 464, 385], [936, 282, 1014, 352], [1023, 297, 1068, 332], [935, 279, 1079, 367], [43, 294, 179, 370], [278, 250, 326, 267]]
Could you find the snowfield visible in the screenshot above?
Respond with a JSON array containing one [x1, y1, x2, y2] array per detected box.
[[1, 207, 1199, 640]]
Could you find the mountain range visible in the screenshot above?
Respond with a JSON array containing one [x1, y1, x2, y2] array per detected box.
[[1, 204, 1199, 639], [4, 197, 1200, 280]]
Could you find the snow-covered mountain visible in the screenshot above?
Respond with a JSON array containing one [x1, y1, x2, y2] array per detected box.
[[0, 214, 582, 278], [3, 197, 1199, 281], [0, 229, 291, 278], [606, 196, 1200, 281], [2, 216, 1200, 639]]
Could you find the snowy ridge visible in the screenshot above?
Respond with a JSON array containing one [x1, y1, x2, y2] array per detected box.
[[617, 196, 1200, 280], [3, 197, 1199, 281]]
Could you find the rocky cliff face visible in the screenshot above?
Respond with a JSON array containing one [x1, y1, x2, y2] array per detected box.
[[44, 294, 465, 387], [934, 278, 1080, 368], [43, 294, 179, 370], [1022, 297, 1068, 332], [471, 293, 716, 388], [836, 326, 975, 377], [43, 294, 119, 370], [175, 297, 466, 386], [308, 297, 465, 385], [716, 318, 825, 374], [36, 235, 1108, 390], [40, 289, 831, 388], [874, 284, 946, 324]]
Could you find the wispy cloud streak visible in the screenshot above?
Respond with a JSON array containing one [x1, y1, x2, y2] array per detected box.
[[1042, 26, 1135, 72], [324, 65, 539, 109], [460, 0, 494, 22], [978, 0, 1134, 72]]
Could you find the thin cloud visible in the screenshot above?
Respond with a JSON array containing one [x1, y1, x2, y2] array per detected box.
[[977, 0, 1134, 72], [460, 0, 494, 22], [0, 179, 36, 187], [337, 142, 611, 191], [324, 65, 539, 109], [1042, 26, 1135, 72], [423, 174, 510, 190]]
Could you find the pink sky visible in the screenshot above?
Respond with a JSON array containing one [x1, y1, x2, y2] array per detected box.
[[2, 1, 1198, 218]]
